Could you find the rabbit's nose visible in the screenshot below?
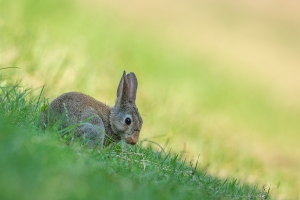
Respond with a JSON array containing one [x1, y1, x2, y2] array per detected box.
[[125, 131, 139, 145], [126, 136, 138, 145], [129, 140, 137, 145]]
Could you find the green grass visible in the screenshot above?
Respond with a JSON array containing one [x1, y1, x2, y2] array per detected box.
[[0, 0, 299, 198], [0, 80, 268, 199]]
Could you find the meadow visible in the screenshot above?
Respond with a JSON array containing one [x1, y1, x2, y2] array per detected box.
[[1, 0, 299, 199]]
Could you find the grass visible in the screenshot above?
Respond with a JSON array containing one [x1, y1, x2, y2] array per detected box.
[[0, 0, 299, 198], [0, 80, 268, 199]]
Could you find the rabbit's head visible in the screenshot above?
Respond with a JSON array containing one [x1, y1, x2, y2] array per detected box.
[[110, 71, 143, 145]]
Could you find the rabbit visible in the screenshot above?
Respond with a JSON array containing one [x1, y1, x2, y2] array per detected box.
[[41, 71, 143, 149]]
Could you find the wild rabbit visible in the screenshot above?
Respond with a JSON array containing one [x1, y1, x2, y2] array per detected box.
[[41, 71, 143, 148]]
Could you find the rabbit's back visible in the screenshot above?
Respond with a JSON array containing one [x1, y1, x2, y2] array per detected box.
[[46, 92, 111, 129]]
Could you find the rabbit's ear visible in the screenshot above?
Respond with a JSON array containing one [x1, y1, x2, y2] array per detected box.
[[126, 72, 138, 102], [116, 71, 138, 105], [116, 71, 131, 105], [117, 71, 126, 100]]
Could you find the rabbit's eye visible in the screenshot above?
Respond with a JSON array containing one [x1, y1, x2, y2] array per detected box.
[[125, 117, 132, 125]]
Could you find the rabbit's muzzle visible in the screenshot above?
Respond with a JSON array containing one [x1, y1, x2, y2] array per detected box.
[[124, 130, 140, 145]]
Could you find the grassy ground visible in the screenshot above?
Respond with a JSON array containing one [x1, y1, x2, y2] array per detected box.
[[0, 80, 269, 200], [0, 0, 299, 198]]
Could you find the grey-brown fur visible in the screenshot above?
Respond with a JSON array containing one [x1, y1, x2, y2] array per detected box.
[[41, 71, 143, 149]]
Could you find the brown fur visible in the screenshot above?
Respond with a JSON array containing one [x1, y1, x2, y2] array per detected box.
[[41, 71, 143, 148]]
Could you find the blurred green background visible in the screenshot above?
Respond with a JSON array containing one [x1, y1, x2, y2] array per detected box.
[[1, 0, 299, 198]]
